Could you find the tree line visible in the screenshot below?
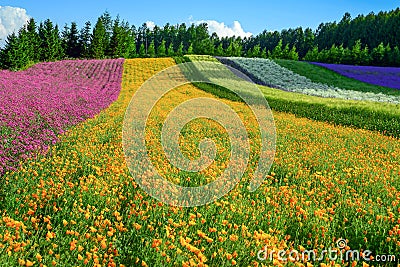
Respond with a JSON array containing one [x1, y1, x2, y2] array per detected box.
[[1, 9, 400, 70]]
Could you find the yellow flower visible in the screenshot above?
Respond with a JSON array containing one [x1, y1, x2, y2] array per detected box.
[[133, 223, 142, 230], [229, 234, 238, 242], [70, 239, 77, 251], [100, 240, 107, 249], [36, 253, 42, 262]]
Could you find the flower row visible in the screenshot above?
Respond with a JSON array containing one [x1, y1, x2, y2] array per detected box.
[[0, 59, 124, 174], [223, 57, 400, 104]]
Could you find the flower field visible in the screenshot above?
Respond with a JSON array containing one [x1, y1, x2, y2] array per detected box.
[[198, 57, 400, 139], [1, 58, 400, 266], [0, 59, 124, 174], [274, 59, 400, 96], [310, 62, 400, 90], [218, 57, 400, 104]]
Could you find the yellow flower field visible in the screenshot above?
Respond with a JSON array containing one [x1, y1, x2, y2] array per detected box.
[[1, 58, 400, 266]]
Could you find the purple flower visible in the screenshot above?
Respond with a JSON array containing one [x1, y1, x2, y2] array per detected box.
[[0, 59, 124, 174], [310, 62, 400, 90]]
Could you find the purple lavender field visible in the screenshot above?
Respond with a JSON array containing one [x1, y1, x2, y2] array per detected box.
[[0, 59, 124, 174], [310, 62, 400, 90]]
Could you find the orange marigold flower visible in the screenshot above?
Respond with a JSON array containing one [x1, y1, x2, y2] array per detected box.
[[133, 223, 142, 230], [70, 239, 77, 251], [18, 258, 25, 266], [152, 239, 162, 248], [197, 230, 207, 238], [46, 231, 55, 240], [229, 234, 238, 242]]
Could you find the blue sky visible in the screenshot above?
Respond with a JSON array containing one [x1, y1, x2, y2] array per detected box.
[[0, 0, 399, 44]]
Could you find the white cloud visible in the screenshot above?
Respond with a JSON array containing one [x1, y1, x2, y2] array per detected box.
[[194, 20, 252, 38], [0, 6, 30, 47], [145, 20, 155, 30]]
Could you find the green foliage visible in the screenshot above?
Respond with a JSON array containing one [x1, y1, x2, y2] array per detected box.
[[187, 43, 194, 54], [109, 16, 124, 58], [271, 39, 283, 58], [0, 18, 41, 70], [288, 45, 299, 60], [303, 40, 395, 66], [0, 33, 22, 70], [225, 42, 233, 56], [123, 26, 137, 58], [232, 40, 243, 57], [260, 48, 267, 58], [90, 17, 106, 59], [267, 39, 299, 60], [371, 42, 385, 65], [360, 45, 370, 65], [196, 39, 214, 55], [304, 46, 319, 62], [38, 19, 64, 61], [157, 40, 167, 57], [100, 11, 113, 56], [166, 42, 174, 57], [176, 42, 184, 56], [215, 43, 224, 56], [138, 43, 146, 57], [79, 21, 92, 58], [251, 44, 261, 57], [147, 40, 156, 57], [62, 22, 81, 58], [391, 46, 400, 66], [25, 18, 41, 62]]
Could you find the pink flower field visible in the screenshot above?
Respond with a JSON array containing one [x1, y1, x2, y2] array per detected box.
[[0, 59, 124, 174]]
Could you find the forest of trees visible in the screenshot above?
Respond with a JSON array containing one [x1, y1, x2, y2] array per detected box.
[[1, 8, 400, 70]]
